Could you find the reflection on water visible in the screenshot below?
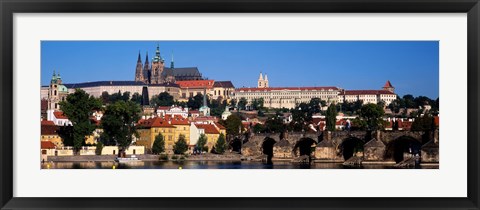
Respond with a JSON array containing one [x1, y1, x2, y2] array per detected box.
[[41, 161, 439, 169]]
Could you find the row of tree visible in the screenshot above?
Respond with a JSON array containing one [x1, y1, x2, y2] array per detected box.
[[152, 133, 227, 155], [59, 89, 142, 156]]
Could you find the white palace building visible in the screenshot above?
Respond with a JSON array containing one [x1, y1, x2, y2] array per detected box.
[[233, 73, 397, 109]]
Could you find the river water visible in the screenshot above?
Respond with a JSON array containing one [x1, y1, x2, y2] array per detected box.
[[41, 161, 439, 169]]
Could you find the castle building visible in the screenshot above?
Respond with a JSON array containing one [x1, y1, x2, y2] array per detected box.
[[134, 44, 203, 84], [337, 80, 397, 106], [233, 72, 397, 109]]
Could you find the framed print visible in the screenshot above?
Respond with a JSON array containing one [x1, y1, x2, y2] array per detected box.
[[1, 0, 479, 209]]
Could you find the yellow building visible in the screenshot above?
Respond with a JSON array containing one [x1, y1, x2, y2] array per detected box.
[[194, 123, 226, 152], [165, 115, 191, 145], [41, 120, 63, 148], [136, 117, 177, 154]]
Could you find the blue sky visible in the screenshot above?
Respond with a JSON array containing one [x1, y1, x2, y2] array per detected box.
[[41, 41, 439, 99]]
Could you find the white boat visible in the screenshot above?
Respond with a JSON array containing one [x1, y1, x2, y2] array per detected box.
[[115, 155, 141, 163]]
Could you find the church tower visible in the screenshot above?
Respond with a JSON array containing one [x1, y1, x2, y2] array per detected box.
[[264, 73, 269, 88], [257, 72, 264, 88], [383, 80, 395, 93], [151, 44, 165, 84], [143, 52, 150, 84], [47, 70, 69, 121], [134, 51, 144, 82]]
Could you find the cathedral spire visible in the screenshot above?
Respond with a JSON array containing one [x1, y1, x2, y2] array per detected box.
[[137, 51, 142, 62], [258, 72, 263, 80], [154, 43, 162, 62], [145, 51, 149, 64], [170, 51, 174, 68]]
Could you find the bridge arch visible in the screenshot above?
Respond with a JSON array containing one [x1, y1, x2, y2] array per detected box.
[[262, 137, 277, 163], [230, 138, 242, 153], [293, 137, 316, 157], [385, 135, 422, 163], [338, 137, 364, 160]]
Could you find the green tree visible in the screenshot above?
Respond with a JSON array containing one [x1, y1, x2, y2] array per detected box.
[[229, 99, 237, 108], [403, 94, 416, 108], [224, 114, 243, 136], [253, 123, 265, 133], [101, 100, 141, 157], [100, 91, 110, 104], [151, 92, 174, 106], [95, 141, 104, 155], [411, 114, 435, 131], [152, 133, 165, 154], [325, 103, 337, 131], [251, 98, 264, 110], [59, 89, 102, 154], [238, 97, 247, 110], [130, 92, 142, 104], [196, 134, 208, 152], [308, 98, 323, 114], [173, 134, 188, 155], [265, 116, 285, 133], [358, 103, 385, 131], [214, 133, 227, 154], [187, 93, 204, 110]]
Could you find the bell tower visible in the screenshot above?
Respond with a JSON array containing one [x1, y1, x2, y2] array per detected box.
[[151, 44, 165, 84], [257, 72, 264, 88]]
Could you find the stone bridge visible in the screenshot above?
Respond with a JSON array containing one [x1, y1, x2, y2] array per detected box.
[[240, 130, 439, 164]]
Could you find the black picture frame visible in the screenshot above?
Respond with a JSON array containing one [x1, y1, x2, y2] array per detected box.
[[1, 0, 479, 209]]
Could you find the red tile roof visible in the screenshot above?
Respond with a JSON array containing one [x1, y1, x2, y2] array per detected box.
[[237, 86, 340, 92], [214, 122, 226, 130], [195, 124, 220, 134], [53, 111, 68, 119], [41, 124, 59, 136], [341, 90, 394, 95], [164, 115, 190, 125], [176, 80, 215, 89], [41, 120, 55, 126], [157, 106, 171, 110], [193, 116, 218, 122], [383, 80, 394, 88], [137, 117, 176, 128], [41, 141, 56, 149]]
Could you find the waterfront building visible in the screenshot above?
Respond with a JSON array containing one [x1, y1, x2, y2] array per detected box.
[[164, 115, 191, 147], [41, 141, 57, 157], [136, 117, 187, 154], [190, 122, 226, 152], [41, 120, 63, 148]]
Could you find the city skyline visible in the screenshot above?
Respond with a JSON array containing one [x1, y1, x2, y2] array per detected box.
[[41, 41, 439, 99]]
